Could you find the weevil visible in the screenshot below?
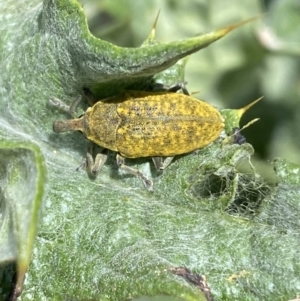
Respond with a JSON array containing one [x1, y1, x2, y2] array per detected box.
[[52, 84, 225, 190]]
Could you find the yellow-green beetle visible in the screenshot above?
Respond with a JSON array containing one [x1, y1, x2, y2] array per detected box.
[[52, 85, 224, 190]]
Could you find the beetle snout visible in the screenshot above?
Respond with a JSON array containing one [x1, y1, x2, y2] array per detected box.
[[53, 118, 84, 133]]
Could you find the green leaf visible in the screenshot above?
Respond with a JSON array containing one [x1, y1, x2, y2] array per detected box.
[[0, 138, 46, 300], [1, 0, 300, 301]]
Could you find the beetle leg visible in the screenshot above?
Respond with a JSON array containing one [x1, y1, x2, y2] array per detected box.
[[76, 143, 108, 176], [48, 95, 82, 118], [167, 82, 189, 95], [232, 127, 247, 145], [82, 88, 98, 106], [116, 154, 153, 191], [86, 143, 108, 176], [87, 152, 108, 176], [69, 95, 83, 117], [152, 82, 189, 94], [152, 156, 174, 170], [152, 157, 163, 169], [48, 97, 70, 112]]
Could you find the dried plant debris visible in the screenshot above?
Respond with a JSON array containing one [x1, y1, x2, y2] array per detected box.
[[169, 267, 213, 301]]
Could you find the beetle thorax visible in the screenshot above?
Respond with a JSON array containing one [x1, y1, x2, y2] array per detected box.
[[84, 102, 121, 152]]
